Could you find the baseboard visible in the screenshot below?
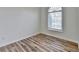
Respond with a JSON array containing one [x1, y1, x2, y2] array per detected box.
[[0, 32, 79, 49], [78, 44, 79, 49], [0, 32, 39, 47], [41, 32, 78, 46]]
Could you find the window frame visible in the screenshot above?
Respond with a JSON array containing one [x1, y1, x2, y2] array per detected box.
[[48, 7, 63, 32]]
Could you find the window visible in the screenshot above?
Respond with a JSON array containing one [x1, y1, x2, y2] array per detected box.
[[48, 7, 63, 32]]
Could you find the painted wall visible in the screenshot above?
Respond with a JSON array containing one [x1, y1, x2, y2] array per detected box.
[[76, 8, 79, 40], [0, 7, 41, 47], [0, 7, 78, 47], [40, 7, 79, 43]]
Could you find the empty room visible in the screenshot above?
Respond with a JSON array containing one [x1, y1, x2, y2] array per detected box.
[[0, 7, 78, 52]]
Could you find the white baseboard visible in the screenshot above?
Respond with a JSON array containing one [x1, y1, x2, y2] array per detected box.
[[42, 32, 79, 44], [0, 32, 79, 49], [0, 32, 39, 47], [78, 44, 79, 49]]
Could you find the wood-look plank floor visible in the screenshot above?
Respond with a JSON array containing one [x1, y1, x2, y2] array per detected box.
[[0, 33, 78, 52]]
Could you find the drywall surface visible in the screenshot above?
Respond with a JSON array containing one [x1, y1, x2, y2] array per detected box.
[[41, 7, 79, 43], [76, 8, 79, 41], [0, 7, 78, 47], [0, 7, 41, 47]]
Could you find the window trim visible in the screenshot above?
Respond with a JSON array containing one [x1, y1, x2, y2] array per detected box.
[[48, 7, 63, 32], [48, 27, 63, 32]]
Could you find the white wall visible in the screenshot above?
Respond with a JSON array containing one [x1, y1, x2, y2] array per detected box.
[[0, 7, 41, 47], [76, 8, 79, 40], [0, 7, 79, 47], [40, 7, 79, 43]]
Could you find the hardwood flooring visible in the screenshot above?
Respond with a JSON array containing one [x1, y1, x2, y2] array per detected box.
[[0, 33, 78, 52]]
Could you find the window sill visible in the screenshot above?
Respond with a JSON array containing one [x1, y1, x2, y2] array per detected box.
[[48, 27, 63, 32]]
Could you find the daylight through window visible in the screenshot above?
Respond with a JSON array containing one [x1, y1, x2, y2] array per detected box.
[[48, 7, 63, 32]]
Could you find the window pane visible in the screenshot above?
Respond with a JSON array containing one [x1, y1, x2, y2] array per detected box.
[[54, 12, 62, 29], [48, 13, 55, 28], [48, 7, 63, 31]]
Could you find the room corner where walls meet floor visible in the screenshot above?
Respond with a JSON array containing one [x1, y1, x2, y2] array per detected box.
[[0, 33, 78, 52]]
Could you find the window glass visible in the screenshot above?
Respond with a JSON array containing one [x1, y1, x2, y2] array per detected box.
[[48, 7, 63, 32]]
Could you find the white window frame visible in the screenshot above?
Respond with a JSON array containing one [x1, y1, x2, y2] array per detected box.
[[48, 7, 63, 32]]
